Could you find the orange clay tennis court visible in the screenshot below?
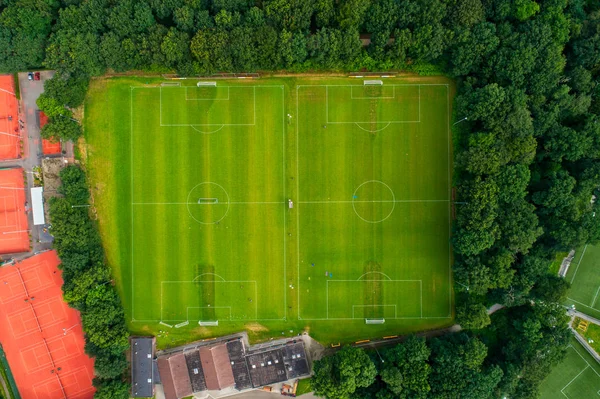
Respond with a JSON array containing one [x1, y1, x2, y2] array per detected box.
[[0, 168, 29, 254], [39, 112, 62, 155], [0, 75, 21, 160], [0, 251, 95, 399]]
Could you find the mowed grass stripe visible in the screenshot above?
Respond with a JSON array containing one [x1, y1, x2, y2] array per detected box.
[[85, 77, 454, 343]]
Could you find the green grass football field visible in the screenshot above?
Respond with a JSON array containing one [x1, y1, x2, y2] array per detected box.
[[539, 336, 600, 399], [84, 76, 454, 345], [565, 245, 600, 319]]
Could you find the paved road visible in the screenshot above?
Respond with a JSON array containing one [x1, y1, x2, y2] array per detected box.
[[7, 71, 56, 257]]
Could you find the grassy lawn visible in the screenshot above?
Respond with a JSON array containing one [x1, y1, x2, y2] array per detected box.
[[573, 317, 600, 355], [0, 344, 19, 399], [83, 76, 454, 347], [565, 244, 600, 319], [296, 378, 312, 396], [539, 335, 600, 399]]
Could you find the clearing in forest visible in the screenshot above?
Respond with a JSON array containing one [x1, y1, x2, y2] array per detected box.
[[84, 76, 454, 344]]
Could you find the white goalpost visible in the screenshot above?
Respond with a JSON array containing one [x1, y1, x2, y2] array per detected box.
[[161, 82, 181, 86], [365, 319, 385, 324], [197, 81, 217, 87], [197, 198, 219, 204], [198, 320, 219, 326], [364, 80, 383, 86]]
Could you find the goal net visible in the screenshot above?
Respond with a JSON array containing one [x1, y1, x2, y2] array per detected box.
[[198, 198, 218, 204], [364, 80, 383, 86], [365, 318, 385, 324], [197, 81, 217, 87], [174, 321, 190, 328], [198, 320, 219, 326], [161, 82, 181, 86]]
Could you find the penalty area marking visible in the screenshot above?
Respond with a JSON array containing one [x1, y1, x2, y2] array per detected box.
[[160, 280, 258, 321], [326, 279, 423, 319]]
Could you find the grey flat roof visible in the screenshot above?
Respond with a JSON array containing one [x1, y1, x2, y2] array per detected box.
[[227, 340, 252, 390], [282, 343, 309, 379], [184, 350, 206, 393], [132, 337, 156, 398]]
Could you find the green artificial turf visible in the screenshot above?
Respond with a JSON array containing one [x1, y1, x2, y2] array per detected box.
[[539, 335, 600, 399], [84, 76, 454, 346], [565, 244, 600, 319]]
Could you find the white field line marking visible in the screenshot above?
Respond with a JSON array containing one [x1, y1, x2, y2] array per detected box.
[[281, 86, 287, 320], [571, 244, 588, 284], [354, 122, 391, 133], [561, 365, 589, 396], [446, 84, 452, 317], [357, 271, 393, 281], [322, 84, 420, 124], [296, 86, 301, 320], [131, 201, 283, 205], [186, 306, 231, 321], [352, 305, 397, 319], [184, 86, 230, 100], [569, 344, 600, 379], [296, 84, 450, 87], [325, 86, 328, 122], [592, 286, 600, 308], [350, 85, 396, 99], [299, 200, 449, 204], [418, 85, 421, 122], [130, 87, 135, 321], [327, 280, 422, 319], [567, 297, 600, 310], [161, 280, 257, 321], [420, 280, 423, 318]]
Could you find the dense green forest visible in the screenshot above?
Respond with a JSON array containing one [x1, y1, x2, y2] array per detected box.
[[2, 0, 600, 397], [49, 166, 129, 399]]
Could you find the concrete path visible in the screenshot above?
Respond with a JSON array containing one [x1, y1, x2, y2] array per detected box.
[[0, 71, 57, 261]]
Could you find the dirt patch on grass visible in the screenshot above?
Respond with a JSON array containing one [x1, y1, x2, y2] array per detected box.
[[245, 322, 269, 333]]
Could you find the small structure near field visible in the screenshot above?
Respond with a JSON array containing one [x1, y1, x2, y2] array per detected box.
[[155, 335, 310, 399], [288, 199, 293, 209], [131, 336, 157, 398]]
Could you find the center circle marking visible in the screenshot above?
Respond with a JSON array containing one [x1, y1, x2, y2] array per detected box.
[[186, 182, 230, 224], [352, 180, 396, 223]]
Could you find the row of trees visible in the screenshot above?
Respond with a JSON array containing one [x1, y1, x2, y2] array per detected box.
[[313, 301, 570, 399], [1, 0, 597, 397], [49, 166, 129, 399]]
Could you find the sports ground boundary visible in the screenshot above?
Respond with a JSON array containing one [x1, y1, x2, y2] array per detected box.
[[122, 79, 454, 328]]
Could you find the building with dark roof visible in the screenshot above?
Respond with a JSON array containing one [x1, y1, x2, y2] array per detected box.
[[131, 337, 156, 398], [227, 340, 252, 390], [246, 342, 309, 388], [155, 336, 311, 399]]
